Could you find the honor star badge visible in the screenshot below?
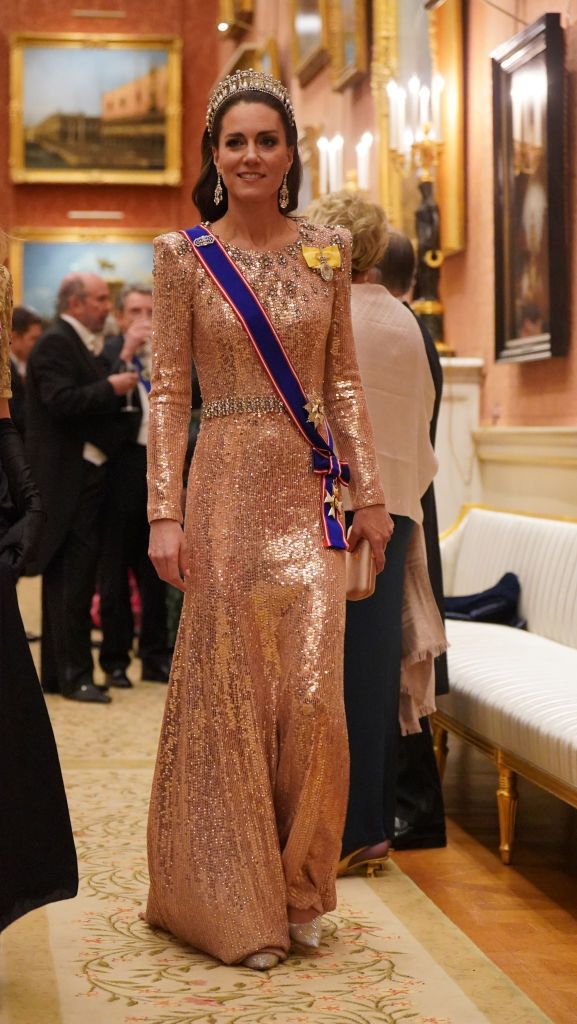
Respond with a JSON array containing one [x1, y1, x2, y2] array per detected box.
[[304, 395, 325, 429], [324, 486, 343, 519]]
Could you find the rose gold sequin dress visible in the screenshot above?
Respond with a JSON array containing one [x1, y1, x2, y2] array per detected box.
[[145, 219, 385, 964]]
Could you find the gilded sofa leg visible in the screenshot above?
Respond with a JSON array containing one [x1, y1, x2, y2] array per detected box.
[[497, 766, 518, 864], [432, 721, 449, 782]]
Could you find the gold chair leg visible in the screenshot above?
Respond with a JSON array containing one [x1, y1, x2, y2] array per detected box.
[[497, 766, 518, 864], [432, 721, 449, 782]]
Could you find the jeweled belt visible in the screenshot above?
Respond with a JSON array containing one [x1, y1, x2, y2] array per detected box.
[[201, 395, 285, 420]]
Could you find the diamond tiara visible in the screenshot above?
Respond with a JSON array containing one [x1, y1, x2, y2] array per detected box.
[[206, 69, 296, 137]]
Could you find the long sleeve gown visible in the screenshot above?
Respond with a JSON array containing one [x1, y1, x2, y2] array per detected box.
[[145, 219, 385, 964]]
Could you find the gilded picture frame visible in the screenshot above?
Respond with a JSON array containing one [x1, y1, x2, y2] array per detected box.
[[290, 0, 330, 87], [8, 227, 164, 318], [327, 0, 368, 91], [371, 0, 465, 254], [217, 0, 255, 38], [9, 33, 182, 186], [220, 39, 281, 80], [492, 14, 567, 362]]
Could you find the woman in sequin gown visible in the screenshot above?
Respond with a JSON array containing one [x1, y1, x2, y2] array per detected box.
[[145, 76, 391, 967]]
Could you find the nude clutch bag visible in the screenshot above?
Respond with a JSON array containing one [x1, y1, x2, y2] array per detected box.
[[345, 532, 376, 601]]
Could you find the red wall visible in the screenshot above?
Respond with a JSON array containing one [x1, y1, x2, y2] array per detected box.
[[0, 0, 218, 235]]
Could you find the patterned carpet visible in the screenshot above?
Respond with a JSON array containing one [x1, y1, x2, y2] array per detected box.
[[0, 618, 552, 1024]]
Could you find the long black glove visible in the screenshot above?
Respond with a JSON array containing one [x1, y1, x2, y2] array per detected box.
[[0, 419, 44, 579]]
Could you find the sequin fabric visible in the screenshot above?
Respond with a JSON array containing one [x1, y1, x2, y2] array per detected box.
[[145, 219, 385, 965], [0, 266, 13, 399]]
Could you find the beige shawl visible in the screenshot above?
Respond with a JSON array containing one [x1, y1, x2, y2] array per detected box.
[[350, 284, 447, 734]]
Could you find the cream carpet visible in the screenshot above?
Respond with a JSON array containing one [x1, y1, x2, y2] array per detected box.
[[0, 592, 552, 1024]]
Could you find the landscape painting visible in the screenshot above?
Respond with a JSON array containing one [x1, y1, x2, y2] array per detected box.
[[10, 34, 182, 185]]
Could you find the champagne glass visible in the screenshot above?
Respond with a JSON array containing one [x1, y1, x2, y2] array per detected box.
[[121, 359, 138, 413]]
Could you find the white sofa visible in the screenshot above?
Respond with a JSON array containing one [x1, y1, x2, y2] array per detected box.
[[434, 505, 577, 863]]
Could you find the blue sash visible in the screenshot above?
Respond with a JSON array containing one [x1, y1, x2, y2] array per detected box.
[[181, 223, 350, 550], [132, 355, 151, 393]]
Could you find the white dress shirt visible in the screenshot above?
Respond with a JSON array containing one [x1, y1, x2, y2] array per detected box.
[[61, 313, 107, 466]]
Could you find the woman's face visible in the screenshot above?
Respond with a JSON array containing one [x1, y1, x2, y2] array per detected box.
[[212, 101, 293, 208]]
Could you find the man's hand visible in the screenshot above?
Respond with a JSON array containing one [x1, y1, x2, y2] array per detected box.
[[108, 371, 139, 395], [149, 519, 190, 592], [119, 318, 152, 362], [347, 504, 394, 574]]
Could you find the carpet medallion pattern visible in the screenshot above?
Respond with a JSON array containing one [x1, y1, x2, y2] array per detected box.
[[0, 681, 552, 1024]]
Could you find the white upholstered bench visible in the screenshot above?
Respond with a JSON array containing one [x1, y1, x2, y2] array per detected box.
[[433, 505, 577, 863]]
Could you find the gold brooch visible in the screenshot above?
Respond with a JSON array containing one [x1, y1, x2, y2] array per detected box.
[[301, 244, 341, 282]]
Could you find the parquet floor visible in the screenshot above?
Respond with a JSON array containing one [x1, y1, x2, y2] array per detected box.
[[395, 736, 577, 1024]]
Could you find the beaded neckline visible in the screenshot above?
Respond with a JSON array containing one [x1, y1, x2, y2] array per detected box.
[[203, 218, 315, 257]]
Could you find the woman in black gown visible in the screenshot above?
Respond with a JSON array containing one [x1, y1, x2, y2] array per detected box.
[[0, 259, 78, 930]]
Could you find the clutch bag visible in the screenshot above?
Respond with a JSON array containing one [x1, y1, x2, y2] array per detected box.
[[345, 532, 376, 601]]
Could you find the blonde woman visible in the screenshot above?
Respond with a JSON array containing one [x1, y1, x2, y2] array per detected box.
[[0, 243, 78, 930], [307, 193, 445, 876]]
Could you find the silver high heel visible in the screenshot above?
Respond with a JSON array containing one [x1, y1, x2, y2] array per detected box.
[[242, 952, 280, 970], [288, 915, 323, 949]]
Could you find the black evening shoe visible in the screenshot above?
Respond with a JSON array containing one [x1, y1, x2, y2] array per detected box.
[[393, 816, 447, 850], [65, 682, 112, 704], [105, 669, 133, 689], [141, 659, 171, 683]]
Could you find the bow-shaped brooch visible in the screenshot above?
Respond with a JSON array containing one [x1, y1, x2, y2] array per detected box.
[[301, 244, 341, 282]]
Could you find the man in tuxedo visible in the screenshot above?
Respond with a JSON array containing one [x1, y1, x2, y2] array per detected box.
[[98, 284, 170, 688], [374, 232, 448, 849], [26, 273, 138, 704], [9, 306, 42, 437]]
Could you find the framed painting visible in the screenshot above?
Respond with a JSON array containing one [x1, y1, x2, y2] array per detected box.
[[9, 33, 182, 186], [8, 228, 163, 320], [290, 0, 330, 86], [327, 0, 368, 91], [492, 14, 566, 362]]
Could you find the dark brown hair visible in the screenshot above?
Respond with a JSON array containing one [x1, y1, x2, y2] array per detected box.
[[192, 91, 302, 222], [376, 231, 416, 297]]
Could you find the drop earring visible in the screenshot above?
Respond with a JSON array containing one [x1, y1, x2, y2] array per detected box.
[[214, 170, 223, 206], [279, 171, 289, 210]]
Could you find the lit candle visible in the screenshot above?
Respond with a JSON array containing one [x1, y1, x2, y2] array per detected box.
[[387, 80, 398, 150], [431, 75, 444, 138], [397, 87, 406, 152], [408, 75, 420, 132], [356, 142, 367, 190], [334, 134, 344, 190], [327, 138, 337, 193], [317, 136, 329, 194], [403, 127, 414, 158], [419, 85, 430, 129]]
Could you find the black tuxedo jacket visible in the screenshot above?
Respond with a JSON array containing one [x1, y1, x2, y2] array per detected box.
[[25, 318, 136, 572], [9, 360, 27, 438]]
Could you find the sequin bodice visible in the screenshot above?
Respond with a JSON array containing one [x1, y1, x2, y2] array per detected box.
[[147, 219, 385, 522]]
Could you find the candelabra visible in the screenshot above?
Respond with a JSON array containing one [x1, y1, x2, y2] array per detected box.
[[387, 74, 452, 353]]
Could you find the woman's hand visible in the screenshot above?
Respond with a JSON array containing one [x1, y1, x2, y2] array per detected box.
[[149, 519, 190, 592], [347, 504, 394, 574]]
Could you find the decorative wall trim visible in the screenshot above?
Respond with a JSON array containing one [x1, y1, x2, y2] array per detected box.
[[474, 427, 577, 468]]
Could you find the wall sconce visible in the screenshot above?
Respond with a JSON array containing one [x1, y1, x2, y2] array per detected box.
[[387, 74, 444, 181]]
